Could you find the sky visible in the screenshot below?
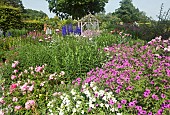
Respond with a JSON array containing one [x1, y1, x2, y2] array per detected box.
[[22, 0, 170, 20]]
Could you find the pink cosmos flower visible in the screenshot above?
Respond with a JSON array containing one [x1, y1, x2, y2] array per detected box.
[[25, 100, 36, 110], [12, 97, 18, 102], [20, 83, 28, 91], [13, 69, 18, 73], [14, 105, 22, 111], [0, 97, 5, 104], [28, 85, 34, 92], [35, 66, 43, 72], [10, 83, 18, 93], [0, 110, 4, 115], [12, 61, 19, 68], [11, 75, 17, 80], [25, 104, 31, 110]]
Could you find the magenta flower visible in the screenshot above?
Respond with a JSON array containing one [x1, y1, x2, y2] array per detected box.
[[148, 112, 152, 115], [117, 103, 122, 108], [128, 102, 135, 108], [121, 99, 127, 104], [109, 99, 115, 105], [161, 94, 166, 98], [134, 75, 140, 80], [135, 106, 142, 111], [152, 94, 159, 100]]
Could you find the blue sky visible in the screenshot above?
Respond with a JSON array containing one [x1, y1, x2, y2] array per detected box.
[[22, 0, 170, 20]]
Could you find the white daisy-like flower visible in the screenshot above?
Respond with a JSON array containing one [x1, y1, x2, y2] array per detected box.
[[92, 86, 97, 91], [100, 103, 104, 107], [98, 90, 105, 96], [81, 110, 84, 114], [71, 89, 76, 95], [105, 104, 109, 109], [72, 108, 76, 113], [90, 82, 95, 87]]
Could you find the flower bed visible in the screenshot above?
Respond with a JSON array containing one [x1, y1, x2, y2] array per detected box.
[[0, 36, 170, 115]]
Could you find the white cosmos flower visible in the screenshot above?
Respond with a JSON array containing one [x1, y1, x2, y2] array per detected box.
[[117, 113, 122, 115], [100, 103, 104, 107], [77, 101, 81, 105], [98, 90, 105, 96], [89, 102, 95, 108], [105, 104, 109, 109], [90, 82, 95, 87], [102, 96, 107, 101], [72, 108, 76, 113], [59, 110, 64, 115], [92, 86, 97, 91], [84, 89, 91, 97], [71, 89, 76, 95], [81, 110, 84, 114]]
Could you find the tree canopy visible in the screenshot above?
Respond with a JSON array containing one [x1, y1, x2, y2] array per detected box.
[[114, 0, 148, 23], [0, 0, 24, 12], [23, 9, 48, 20], [46, 0, 109, 19]]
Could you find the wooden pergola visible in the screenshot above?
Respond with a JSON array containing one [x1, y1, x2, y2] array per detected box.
[[78, 13, 100, 35]]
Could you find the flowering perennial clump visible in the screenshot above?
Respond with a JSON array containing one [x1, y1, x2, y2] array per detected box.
[[82, 36, 170, 114], [47, 82, 121, 115], [0, 62, 66, 114]]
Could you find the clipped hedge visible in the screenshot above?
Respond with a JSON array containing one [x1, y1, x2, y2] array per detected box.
[[23, 20, 44, 31], [0, 5, 22, 33]]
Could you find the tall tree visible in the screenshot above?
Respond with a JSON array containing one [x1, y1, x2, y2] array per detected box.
[[46, 0, 109, 19], [114, 0, 148, 23]]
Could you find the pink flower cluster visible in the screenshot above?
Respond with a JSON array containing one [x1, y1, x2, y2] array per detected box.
[[79, 37, 170, 114], [25, 100, 36, 110], [12, 61, 19, 68]]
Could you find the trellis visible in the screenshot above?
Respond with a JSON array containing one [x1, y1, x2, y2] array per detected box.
[[78, 13, 100, 35]]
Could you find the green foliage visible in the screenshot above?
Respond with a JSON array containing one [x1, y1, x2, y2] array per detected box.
[[114, 0, 149, 23], [46, 0, 109, 19], [23, 20, 44, 31], [1, 33, 125, 84], [6, 28, 28, 37], [96, 13, 122, 30], [0, 0, 24, 12], [0, 6, 22, 33], [113, 3, 170, 41], [23, 9, 48, 20]]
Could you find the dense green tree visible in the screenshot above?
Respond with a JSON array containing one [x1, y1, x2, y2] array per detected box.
[[46, 0, 109, 19], [23, 9, 48, 20], [114, 0, 148, 23], [0, 0, 24, 12]]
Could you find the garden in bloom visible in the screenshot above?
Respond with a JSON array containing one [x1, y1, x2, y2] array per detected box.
[[0, 35, 170, 115], [0, 0, 170, 115]]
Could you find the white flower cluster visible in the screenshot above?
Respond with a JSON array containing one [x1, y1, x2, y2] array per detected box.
[[47, 81, 121, 115]]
